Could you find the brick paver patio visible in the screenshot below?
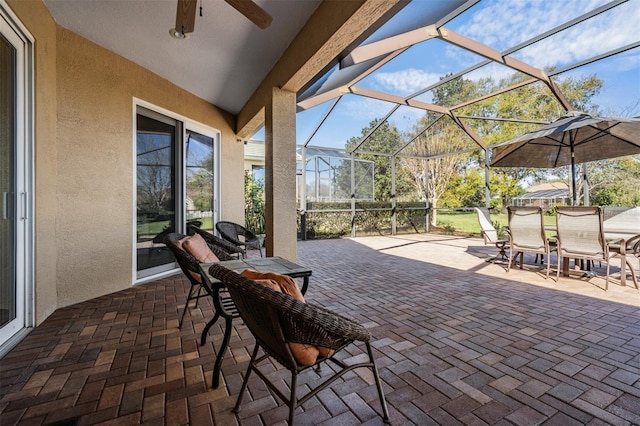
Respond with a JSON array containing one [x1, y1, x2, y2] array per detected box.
[[1, 234, 639, 425]]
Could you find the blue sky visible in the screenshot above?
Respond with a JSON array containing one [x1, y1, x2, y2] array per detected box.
[[254, 0, 640, 150]]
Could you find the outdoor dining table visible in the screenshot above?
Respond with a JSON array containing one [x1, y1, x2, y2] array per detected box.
[[198, 256, 312, 388]]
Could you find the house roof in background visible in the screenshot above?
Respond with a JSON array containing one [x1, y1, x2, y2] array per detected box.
[[513, 189, 570, 200]]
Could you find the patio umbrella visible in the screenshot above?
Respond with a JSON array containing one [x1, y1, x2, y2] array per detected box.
[[490, 111, 640, 205]]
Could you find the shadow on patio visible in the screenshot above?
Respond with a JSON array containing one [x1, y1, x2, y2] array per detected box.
[[1, 235, 639, 425]]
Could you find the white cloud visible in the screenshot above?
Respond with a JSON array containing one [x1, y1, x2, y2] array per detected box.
[[388, 106, 426, 133], [464, 62, 516, 83], [515, 2, 640, 69], [340, 97, 396, 121], [455, 0, 639, 70], [372, 68, 441, 95]]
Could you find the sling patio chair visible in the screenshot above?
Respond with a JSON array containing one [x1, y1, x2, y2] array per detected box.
[[475, 207, 509, 261], [216, 220, 263, 258], [555, 206, 620, 290], [208, 264, 390, 425], [163, 232, 236, 329], [603, 207, 640, 288], [507, 206, 556, 277]]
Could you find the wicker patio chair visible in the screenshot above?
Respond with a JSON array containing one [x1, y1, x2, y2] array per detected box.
[[164, 232, 235, 328], [216, 220, 263, 258], [475, 207, 509, 261], [555, 207, 620, 289], [507, 206, 555, 277], [208, 264, 390, 425], [188, 223, 244, 259]]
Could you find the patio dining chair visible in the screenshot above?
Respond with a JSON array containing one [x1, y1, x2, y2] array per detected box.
[[555, 206, 619, 289], [609, 234, 640, 289], [603, 207, 640, 288], [216, 220, 263, 258], [475, 207, 509, 261], [507, 206, 555, 277], [164, 232, 236, 328], [208, 264, 390, 425]]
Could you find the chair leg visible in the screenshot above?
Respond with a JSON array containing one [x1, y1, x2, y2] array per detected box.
[[626, 260, 639, 289], [194, 285, 203, 308], [606, 261, 610, 291], [545, 251, 550, 279], [234, 344, 260, 413], [288, 371, 298, 425], [179, 284, 198, 329], [366, 342, 390, 424]]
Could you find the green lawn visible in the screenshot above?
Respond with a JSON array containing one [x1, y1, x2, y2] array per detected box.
[[136, 216, 215, 237], [435, 210, 556, 238]]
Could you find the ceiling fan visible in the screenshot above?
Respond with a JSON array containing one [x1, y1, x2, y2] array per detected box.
[[172, 0, 273, 38]]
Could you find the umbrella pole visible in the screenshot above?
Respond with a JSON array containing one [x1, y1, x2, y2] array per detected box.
[[583, 163, 589, 206], [570, 133, 577, 206]]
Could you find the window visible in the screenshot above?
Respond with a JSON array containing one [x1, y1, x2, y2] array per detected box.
[[251, 165, 265, 187]]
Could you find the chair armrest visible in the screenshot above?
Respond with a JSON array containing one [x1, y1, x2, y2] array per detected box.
[[279, 300, 372, 348], [626, 234, 640, 253], [606, 237, 625, 253]]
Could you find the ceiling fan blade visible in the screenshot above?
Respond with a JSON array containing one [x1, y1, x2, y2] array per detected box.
[[175, 0, 197, 34], [224, 0, 273, 29]]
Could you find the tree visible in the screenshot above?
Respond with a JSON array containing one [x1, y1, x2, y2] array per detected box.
[[402, 115, 470, 224], [454, 72, 605, 205], [136, 134, 173, 216], [440, 168, 484, 208], [337, 119, 414, 202], [245, 171, 265, 234], [588, 157, 640, 206], [187, 167, 214, 211]]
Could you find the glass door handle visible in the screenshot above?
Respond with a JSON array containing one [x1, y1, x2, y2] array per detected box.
[[2, 192, 8, 220], [20, 192, 27, 220]]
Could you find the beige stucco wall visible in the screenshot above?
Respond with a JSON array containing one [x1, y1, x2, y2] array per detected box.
[[8, 0, 246, 319], [55, 27, 244, 307]]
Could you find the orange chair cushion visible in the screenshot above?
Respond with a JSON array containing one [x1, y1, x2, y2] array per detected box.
[[178, 234, 219, 283], [241, 269, 334, 366], [241, 270, 305, 302], [182, 233, 220, 263]]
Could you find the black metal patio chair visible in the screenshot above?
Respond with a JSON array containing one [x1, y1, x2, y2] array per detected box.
[[187, 223, 244, 259], [216, 220, 263, 258], [208, 264, 390, 425], [163, 232, 235, 328]]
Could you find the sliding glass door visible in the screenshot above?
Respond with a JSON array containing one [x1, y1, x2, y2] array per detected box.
[[135, 106, 219, 281], [136, 109, 180, 278], [0, 11, 30, 349]]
